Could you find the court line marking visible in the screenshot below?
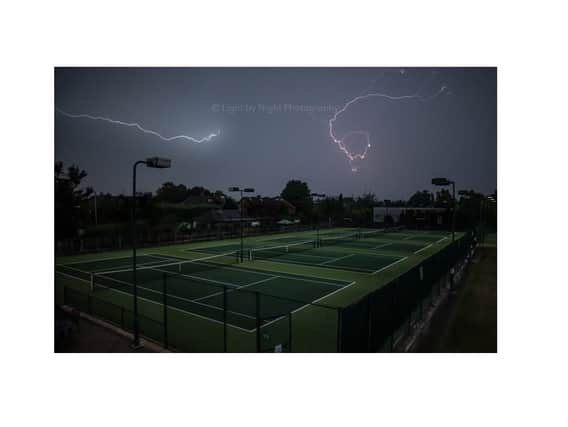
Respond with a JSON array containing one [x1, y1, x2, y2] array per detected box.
[[254, 256, 374, 273], [319, 254, 355, 266], [414, 244, 433, 254], [436, 236, 449, 244], [260, 280, 357, 330], [254, 251, 331, 261], [372, 243, 392, 249], [56, 253, 175, 268], [149, 267, 244, 287], [371, 256, 409, 275], [59, 267, 350, 333], [55, 270, 256, 333], [57, 253, 161, 267], [235, 264, 350, 286], [193, 276, 280, 302], [92, 272, 258, 320], [90, 258, 174, 272]]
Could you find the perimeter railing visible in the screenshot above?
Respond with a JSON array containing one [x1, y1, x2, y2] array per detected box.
[[338, 230, 477, 352]]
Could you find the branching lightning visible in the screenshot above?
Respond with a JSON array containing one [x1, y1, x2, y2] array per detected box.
[[329, 86, 449, 172], [56, 108, 220, 144]]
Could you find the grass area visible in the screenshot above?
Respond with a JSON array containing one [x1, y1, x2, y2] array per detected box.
[[55, 227, 463, 352], [417, 237, 497, 353]]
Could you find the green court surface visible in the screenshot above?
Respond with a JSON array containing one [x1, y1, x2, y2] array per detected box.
[[56, 253, 350, 332], [54, 227, 459, 351], [250, 247, 405, 273]]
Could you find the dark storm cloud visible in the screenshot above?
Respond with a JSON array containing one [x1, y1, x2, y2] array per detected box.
[[55, 67, 496, 198]]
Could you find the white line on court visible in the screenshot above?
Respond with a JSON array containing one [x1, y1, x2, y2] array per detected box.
[[192, 275, 280, 302], [435, 236, 449, 244], [151, 267, 239, 287], [319, 254, 355, 265], [90, 271, 257, 320], [275, 252, 333, 260], [372, 243, 393, 249], [89, 258, 171, 272], [414, 244, 433, 254], [371, 256, 409, 275], [56, 253, 174, 269], [55, 270, 256, 333], [260, 280, 357, 330]]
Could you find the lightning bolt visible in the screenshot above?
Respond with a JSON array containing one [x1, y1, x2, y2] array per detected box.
[[56, 107, 220, 144], [329, 86, 449, 172]]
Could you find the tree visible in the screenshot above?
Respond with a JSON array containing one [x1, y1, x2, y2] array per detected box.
[[407, 190, 434, 207], [434, 189, 452, 208], [154, 182, 189, 203], [55, 161, 93, 238], [280, 180, 312, 216]]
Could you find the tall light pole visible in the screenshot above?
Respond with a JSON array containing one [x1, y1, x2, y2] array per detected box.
[[132, 157, 171, 349], [229, 187, 255, 261], [310, 193, 325, 246], [384, 199, 391, 230], [432, 177, 456, 242]]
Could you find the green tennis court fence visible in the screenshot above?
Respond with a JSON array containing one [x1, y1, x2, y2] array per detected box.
[[62, 286, 166, 346], [90, 251, 240, 292], [59, 273, 341, 352], [338, 230, 477, 352]]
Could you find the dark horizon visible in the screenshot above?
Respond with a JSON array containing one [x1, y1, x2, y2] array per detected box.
[[55, 67, 496, 199]]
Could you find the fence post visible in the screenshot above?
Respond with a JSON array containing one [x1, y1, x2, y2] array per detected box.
[[163, 273, 168, 349], [366, 296, 373, 352], [255, 292, 261, 352], [288, 312, 293, 353], [223, 286, 227, 353], [336, 307, 342, 352]]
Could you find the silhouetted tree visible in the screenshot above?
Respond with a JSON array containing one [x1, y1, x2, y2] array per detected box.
[[407, 190, 434, 207], [55, 161, 93, 238], [281, 180, 312, 217]]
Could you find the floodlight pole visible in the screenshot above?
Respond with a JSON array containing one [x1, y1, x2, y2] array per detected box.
[[451, 181, 456, 242], [131, 160, 146, 348], [431, 178, 456, 242], [239, 188, 244, 260], [229, 187, 255, 261], [311, 193, 325, 247], [131, 157, 171, 349]]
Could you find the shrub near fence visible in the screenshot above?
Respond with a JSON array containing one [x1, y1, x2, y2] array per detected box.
[[339, 231, 476, 352]]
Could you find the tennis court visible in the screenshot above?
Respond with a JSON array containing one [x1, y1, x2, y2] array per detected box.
[[249, 243, 406, 273], [55, 253, 351, 332], [183, 229, 449, 273]]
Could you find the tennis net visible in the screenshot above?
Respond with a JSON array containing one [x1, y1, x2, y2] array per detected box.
[[249, 240, 315, 261], [91, 251, 239, 291], [318, 232, 359, 247]]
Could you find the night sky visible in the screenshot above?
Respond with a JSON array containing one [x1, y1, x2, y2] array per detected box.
[[55, 67, 496, 199]]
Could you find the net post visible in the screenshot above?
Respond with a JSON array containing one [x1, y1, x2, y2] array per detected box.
[[90, 274, 95, 292], [163, 273, 168, 349], [255, 291, 261, 352], [223, 285, 228, 353]]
